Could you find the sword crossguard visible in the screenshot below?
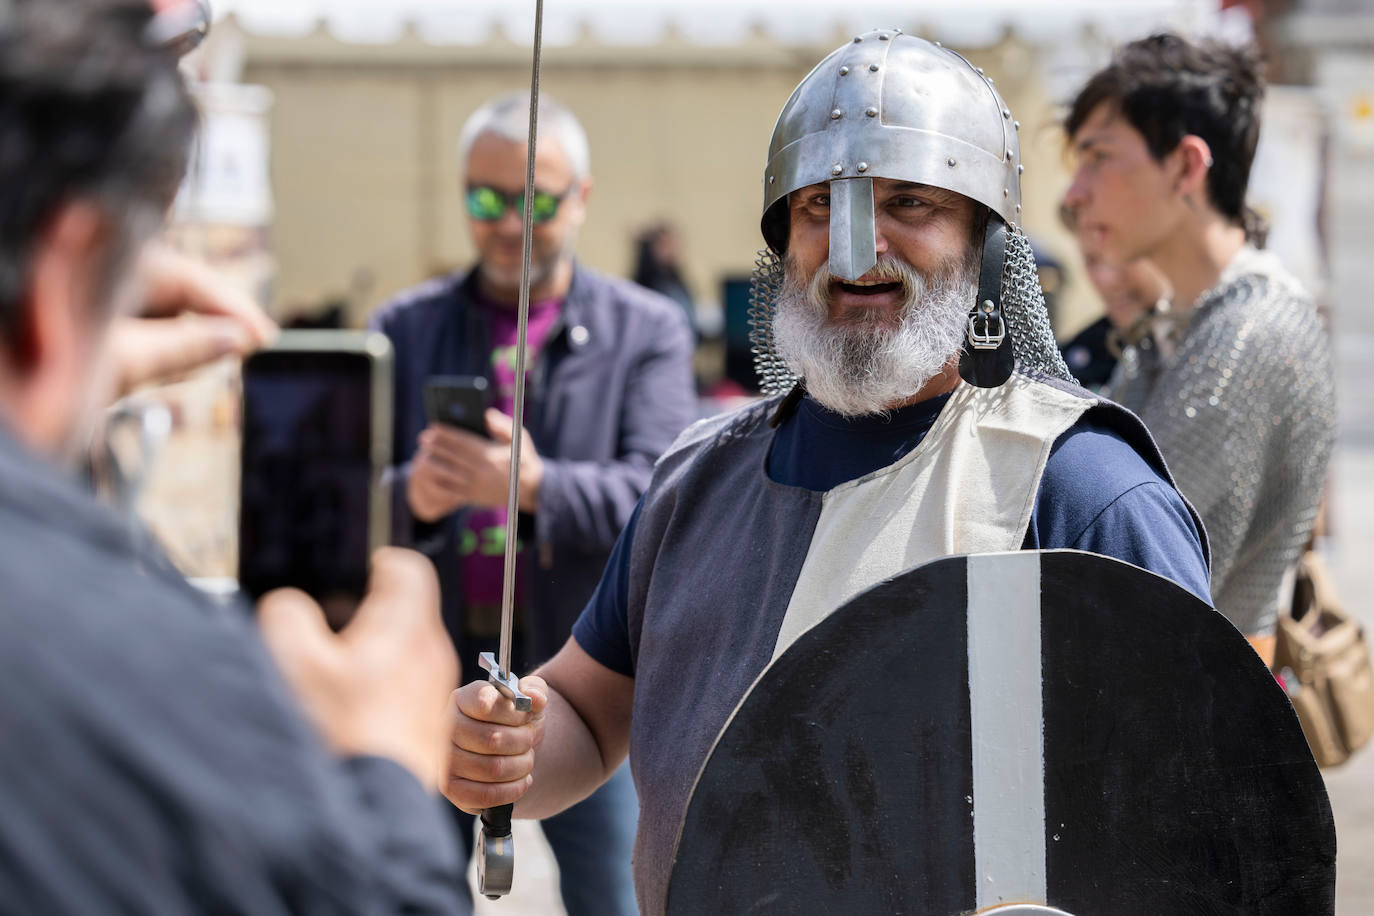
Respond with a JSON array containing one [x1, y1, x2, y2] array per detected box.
[[479, 652, 532, 712]]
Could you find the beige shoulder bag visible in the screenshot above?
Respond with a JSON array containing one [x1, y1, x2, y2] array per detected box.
[[1275, 550, 1374, 767]]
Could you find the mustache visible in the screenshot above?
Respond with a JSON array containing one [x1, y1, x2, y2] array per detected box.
[[830, 257, 921, 287], [784, 255, 926, 316], [770, 251, 977, 417]]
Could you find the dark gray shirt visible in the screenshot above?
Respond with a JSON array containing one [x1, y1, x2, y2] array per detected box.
[[0, 427, 465, 914]]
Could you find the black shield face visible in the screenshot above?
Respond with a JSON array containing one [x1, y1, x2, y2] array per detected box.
[[666, 550, 1334, 916]]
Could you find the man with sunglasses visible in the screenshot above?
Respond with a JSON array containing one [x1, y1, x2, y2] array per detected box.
[[370, 91, 696, 914]]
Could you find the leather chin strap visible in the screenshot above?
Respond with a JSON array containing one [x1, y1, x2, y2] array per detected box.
[[958, 217, 1014, 388], [977, 218, 1007, 316]]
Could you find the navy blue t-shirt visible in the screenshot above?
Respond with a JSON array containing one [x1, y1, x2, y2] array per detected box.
[[573, 394, 1211, 677]]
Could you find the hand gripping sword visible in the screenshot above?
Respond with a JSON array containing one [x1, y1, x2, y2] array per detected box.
[[475, 0, 545, 900]]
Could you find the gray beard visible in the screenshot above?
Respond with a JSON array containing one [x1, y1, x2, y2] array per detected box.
[[479, 255, 553, 294], [477, 226, 579, 296], [772, 253, 977, 417]]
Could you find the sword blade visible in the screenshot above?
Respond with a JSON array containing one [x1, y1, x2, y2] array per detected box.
[[499, 0, 545, 678]]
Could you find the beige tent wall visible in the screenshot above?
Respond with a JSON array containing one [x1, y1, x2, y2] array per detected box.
[[233, 26, 1087, 333]]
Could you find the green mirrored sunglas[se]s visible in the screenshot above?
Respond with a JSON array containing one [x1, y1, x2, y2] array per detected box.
[[466, 185, 566, 223]]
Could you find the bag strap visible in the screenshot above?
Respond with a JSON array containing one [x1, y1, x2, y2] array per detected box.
[[1292, 550, 1344, 625]]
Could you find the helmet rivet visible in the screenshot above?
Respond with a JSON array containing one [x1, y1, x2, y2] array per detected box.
[[1002, 108, 1011, 119], [1006, 150, 1013, 161], [934, 40, 942, 47], [987, 76, 995, 84], [976, 67, 984, 75], [894, 27, 902, 34], [768, 175, 775, 184], [839, 66, 850, 75], [1014, 120, 1021, 131], [832, 164, 843, 175], [857, 162, 869, 172], [878, 33, 889, 40], [831, 108, 843, 119], [1016, 204, 1023, 213], [1017, 164, 1024, 174], [853, 36, 862, 43], [869, 63, 879, 72], [1003, 188, 1010, 197], [947, 157, 957, 167], [865, 107, 878, 117]]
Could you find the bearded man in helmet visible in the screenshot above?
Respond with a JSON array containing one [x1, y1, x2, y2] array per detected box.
[[442, 31, 1212, 915]]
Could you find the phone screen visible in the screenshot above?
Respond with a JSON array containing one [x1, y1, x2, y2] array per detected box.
[[238, 350, 375, 607]]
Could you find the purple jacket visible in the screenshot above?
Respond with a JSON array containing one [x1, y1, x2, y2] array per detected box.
[[368, 263, 697, 666]]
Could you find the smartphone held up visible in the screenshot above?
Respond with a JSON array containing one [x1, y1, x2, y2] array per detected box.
[[424, 375, 492, 438], [237, 331, 392, 629]]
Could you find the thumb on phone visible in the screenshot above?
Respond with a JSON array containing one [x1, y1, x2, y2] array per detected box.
[[342, 547, 443, 647], [485, 408, 514, 444], [258, 587, 336, 669]]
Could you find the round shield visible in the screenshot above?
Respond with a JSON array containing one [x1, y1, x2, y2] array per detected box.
[[666, 550, 1334, 915]]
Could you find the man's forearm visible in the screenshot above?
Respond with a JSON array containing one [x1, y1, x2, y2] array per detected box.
[[512, 681, 622, 819]]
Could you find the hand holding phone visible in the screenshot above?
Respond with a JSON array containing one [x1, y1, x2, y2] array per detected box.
[[259, 547, 457, 792], [407, 404, 545, 522]]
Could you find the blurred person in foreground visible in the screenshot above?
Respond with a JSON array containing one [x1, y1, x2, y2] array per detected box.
[[0, 1, 467, 911], [1064, 33, 1337, 662], [441, 31, 1211, 916], [370, 91, 696, 913]]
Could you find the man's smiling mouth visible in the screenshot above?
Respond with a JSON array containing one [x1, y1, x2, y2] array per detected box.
[[835, 280, 903, 296]]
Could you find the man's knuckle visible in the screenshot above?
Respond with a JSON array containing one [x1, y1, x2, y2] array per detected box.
[[484, 753, 527, 783], [475, 784, 508, 808], [448, 778, 507, 811]]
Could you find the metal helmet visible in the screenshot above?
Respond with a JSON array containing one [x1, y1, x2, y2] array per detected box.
[[761, 28, 1021, 279], [750, 28, 1071, 395]]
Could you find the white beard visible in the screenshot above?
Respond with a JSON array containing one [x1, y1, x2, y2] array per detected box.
[[771, 253, 978, 417]]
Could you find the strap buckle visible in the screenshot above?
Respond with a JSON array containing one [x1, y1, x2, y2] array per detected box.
[[968, 299, 1006, 350]]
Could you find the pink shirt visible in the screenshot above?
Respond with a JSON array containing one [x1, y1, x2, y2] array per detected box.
[[458, 294, 562, 631]]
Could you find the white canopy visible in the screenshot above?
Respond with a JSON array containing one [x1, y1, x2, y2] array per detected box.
[[214, 0, 1227, 49]]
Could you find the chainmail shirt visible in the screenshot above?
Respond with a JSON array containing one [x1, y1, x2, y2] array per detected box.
[[1108, 246, 1336, 635]]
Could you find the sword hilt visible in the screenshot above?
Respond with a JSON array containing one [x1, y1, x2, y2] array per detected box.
[[475, 652, 531, 899]]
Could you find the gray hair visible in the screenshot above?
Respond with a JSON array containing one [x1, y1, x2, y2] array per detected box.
[[457, 91, 591, 180]]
